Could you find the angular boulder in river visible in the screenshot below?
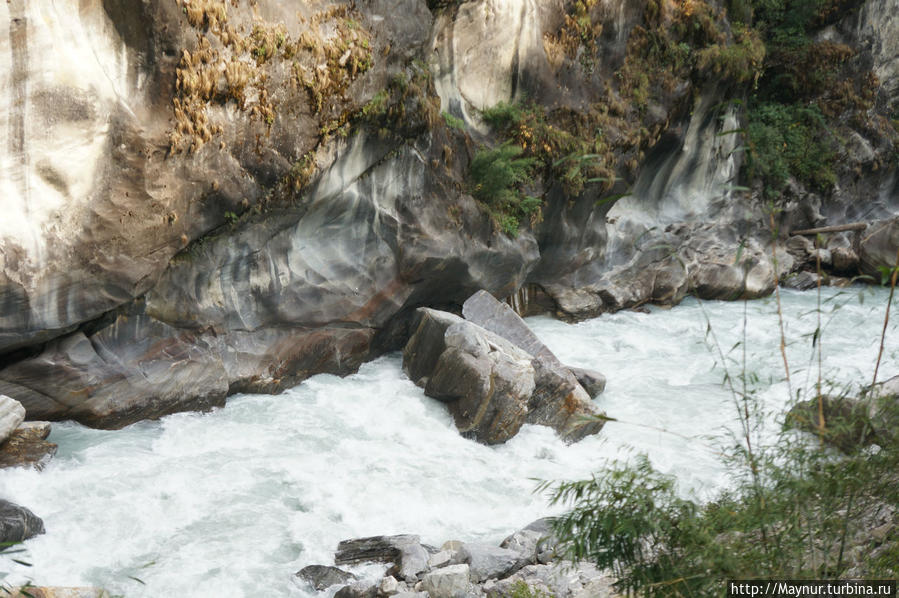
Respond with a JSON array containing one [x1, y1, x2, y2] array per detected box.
[[335, 534, 429, 582], [0, 499, 45, 544], [0, 421, 58, 470], [404, 302, 605, 444]]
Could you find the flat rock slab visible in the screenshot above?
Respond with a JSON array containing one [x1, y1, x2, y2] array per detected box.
[[335, 534, 422, 565], [0, 421, 57, 470], [296, 564, 357, 591], [462, 290, 562, 367], [0, 499, 45, 544]]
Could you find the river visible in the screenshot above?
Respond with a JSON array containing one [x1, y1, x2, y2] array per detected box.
[[1, 287, 896, 597]]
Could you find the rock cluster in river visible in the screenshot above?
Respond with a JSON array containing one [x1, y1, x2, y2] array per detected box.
[[297, 519, 617, 598], [402, 291, 606, 444]]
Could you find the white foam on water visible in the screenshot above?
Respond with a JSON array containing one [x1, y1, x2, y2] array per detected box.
[[1, 287, 896, 597]]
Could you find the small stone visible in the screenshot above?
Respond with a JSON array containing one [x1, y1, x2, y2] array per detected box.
[[441, 540, 463, 552], [380, 575, 400, 595]]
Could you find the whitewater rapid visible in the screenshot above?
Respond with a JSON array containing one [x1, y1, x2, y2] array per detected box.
[[1, 288, 896, 597]]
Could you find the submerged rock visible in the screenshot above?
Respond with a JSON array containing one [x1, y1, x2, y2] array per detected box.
[[0, 421, 58, 470], [296, 564, 358, 591], [0, 499, 45, 544]]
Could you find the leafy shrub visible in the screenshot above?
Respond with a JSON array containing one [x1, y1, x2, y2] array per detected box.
[[745, 102, 836, 197], [468, 142, 539, 236]]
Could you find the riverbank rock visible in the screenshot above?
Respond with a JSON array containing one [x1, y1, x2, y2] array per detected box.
[[0, 395, 25, 444], [785, 374, 899, 451], [0, 499, 45, 544], [318, 523, 614, 598], [420, 564, 472, 598], [455, 543, 524, 583], [296, 565, 358, 591], [500, 518, 560, 565], [403, 293, 606, 445], [0, 421, 57, 470]]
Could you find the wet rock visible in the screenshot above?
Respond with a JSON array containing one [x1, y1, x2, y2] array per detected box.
[[0, 395, 25, 444], [336, 534, 429, 581], [0, 499, 45, 544], [421, 563, 471, 598], [568, 367, 607, 397], [782, 271, 824, 291], [527, 359, 604, 443], [456, 543, 524, 582], [296, 565, 358, 591], [0, 421, 58, 470], [403, 309, 465, 387], [421, 319, 535, 444]]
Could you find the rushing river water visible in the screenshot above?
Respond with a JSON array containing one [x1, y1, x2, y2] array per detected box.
[[1, 288, 897, 597]]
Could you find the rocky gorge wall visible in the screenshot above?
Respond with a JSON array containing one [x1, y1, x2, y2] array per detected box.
[[1, 0, 898, 429]]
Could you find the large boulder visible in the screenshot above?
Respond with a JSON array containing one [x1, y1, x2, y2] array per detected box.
[[0, 499, 45, 544], [403, 304, 604, 445], [0, 395, 25, 444]]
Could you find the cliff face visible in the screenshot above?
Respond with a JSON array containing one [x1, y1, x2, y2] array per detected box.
[[0, 0, 897, 428]]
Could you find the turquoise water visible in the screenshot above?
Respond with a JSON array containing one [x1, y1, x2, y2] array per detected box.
[[1, 287, 896, 597]]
